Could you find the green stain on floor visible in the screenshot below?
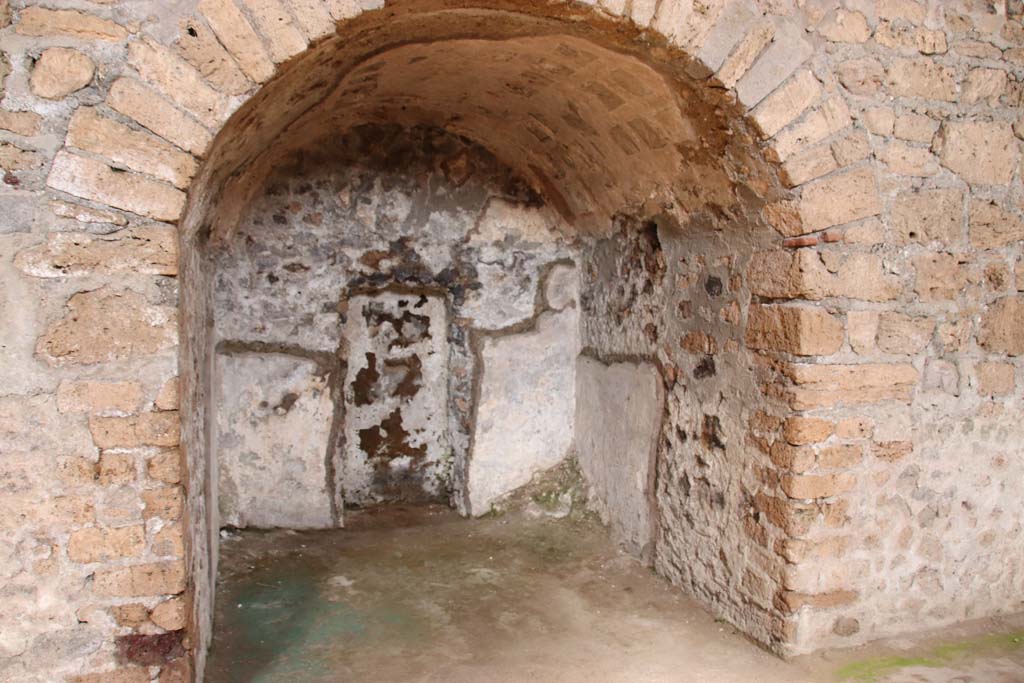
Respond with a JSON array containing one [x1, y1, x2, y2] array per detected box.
[[836, 630, 1024, 682]]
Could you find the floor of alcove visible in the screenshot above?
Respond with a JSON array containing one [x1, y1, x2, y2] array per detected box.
[[206, 505, 1024, 683]]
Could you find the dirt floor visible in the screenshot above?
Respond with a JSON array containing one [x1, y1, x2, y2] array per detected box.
[[206, 506, 1024, 683]]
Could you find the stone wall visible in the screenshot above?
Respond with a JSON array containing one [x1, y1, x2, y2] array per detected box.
[[0, 0, 1022, 680]]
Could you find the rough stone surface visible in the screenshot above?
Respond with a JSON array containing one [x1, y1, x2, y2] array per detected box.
[[30, 48, 94, 100], [575, 357, 662, 559]]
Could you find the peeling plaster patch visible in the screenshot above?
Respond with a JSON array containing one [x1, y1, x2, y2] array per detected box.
[[342, 292, 450, 504]]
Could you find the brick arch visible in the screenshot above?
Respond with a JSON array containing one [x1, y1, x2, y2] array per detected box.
[[38, 1, 876, 678]]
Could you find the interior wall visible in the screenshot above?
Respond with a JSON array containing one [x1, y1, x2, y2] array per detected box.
[[208, 124, 580, 521]]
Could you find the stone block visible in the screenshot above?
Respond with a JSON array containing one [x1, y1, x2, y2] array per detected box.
[[67, 526, 145, 563], [15, 226, 178, 278], [142, 487, 183, 521], [37, 287, 177, 366], [575, 357, 662, 559], [241, 0, 307, 63], [878, 141, 939, 177], [934, 119, 1019, 185], [285, 0, 336, 40], [888, 58, 958, 102], [970, 200, 1024, 249], [93, 561, 185, 597], [876, 312, 934, 355], [962, 68, 1007, 105], [30, 48, 94, 100], [47, 152, 186, 223], [98, 453, 136, 485], [175, 15, 253, 96], [817, 10, 871, 43], [16, 7, 127, 41], [799, 167, 881, 232], [217, 352, 335, 529], [107, 79, 213, 157], [977, 362, 1015, 396], [0, 110, 42, 137], [90, 412, 180, 449], [67, 108, 197, 189], [980, 296, 1024, 356], [783, 417, 834, 446], [147, 450, 182, 485], [149, 596, 186, 631], [57, 381, 144, 415], [891, 188, 963, 245], [198, 0, 275, 83], [127, 40, 230, 129], [781, 472, 856, 499], [914, 252, 968, 301], [772, 98, 851, 161], [746, 304, 843, 356], [894, 113, 939, 143], [736, 21, 814, 107], [837, 57, 886, 96], [752, 70, 822, 139], [782, 363, 918, 409]]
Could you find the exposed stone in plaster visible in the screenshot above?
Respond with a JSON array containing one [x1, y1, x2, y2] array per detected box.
[[215, 352, 335, 529], [575, 356, 662, 560]]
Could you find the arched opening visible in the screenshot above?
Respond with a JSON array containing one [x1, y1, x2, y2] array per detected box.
[[179, 1, 789, 676]]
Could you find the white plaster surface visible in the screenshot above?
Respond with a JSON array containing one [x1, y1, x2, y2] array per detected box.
[[216, 352, 335, 529]]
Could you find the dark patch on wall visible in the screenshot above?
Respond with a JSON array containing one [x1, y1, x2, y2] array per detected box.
[[352, 353, 380, 407], [116, 631, 185, 667], [693, 356, 716, 379], [701, 415, 725, 450], [362, 302, 431, 349], [383, 355, 423, 399]]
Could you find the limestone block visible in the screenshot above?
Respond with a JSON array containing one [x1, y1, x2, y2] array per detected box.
[[241, 0, 307, 63], [468, 308, 577, 515], [93, 561, 185, 597], [147, 450, 182, 485], [0, 110, 41, 137], [736, 21, 814, 107], [67, 526, 145, 564], [934, 119, 1019, 185], [799, 167, 881, 233], [888, 58, 958, 102], [962, 68, 1007, 105], [37, 287, 177, 366], [837, 57, 886, 96], [16, 226, 178, 277], [216, 352, 335, 529], [142, 487, 183, 521], [894, 113, 938, 143], [876, 312, 934, 355], [150, 596, 186, 631], [67, 108, 197, 189], [47, 152, 186, 222], [127, 40, 230, 129], [29, 48, 93, 100], [878, 141, 939, 177], [980, 296, 1024, 356], [198, 0, 275, 83], [746, 305, 844, 356], [817, 10, 871, 43], [90, 412, 180, 449], [107, 79, 213, 157], [575, 357, 662, 559], [57, 381, 144, 415], [16, 7, 127, 41], [970, 200, 1024, 249], [50, 200, 127, 226], [772, 98, 851, 161], [977, 362, 1015, 396], [914, 251, 969, 301], [782, 363, 918, 409], [891, 187, 963, 244], [285, 0, 336, 40], [717, 20, 775, 90], [175, 16, 253, 96], [784, 417, 834, 446], [751, 70, 821, 139]]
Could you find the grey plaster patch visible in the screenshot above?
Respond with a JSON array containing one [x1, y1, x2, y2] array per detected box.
[[575, 356, 662, 560]]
